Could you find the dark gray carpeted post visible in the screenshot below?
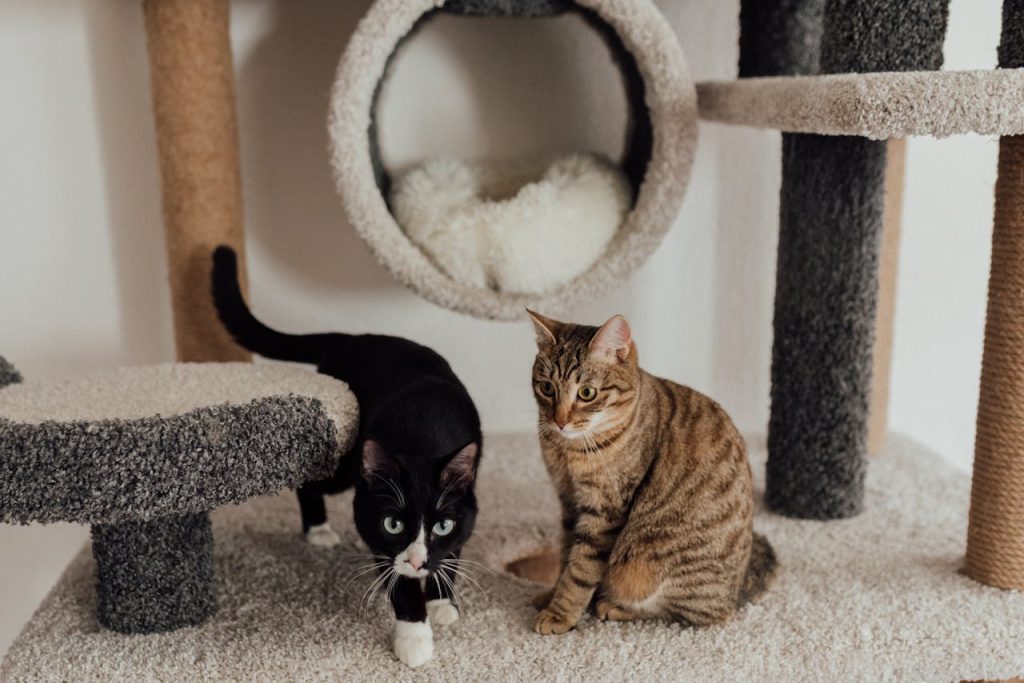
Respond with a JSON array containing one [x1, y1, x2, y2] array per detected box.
[[92, 513, 216, 634], [756, 0, 949, 519], [0, 356, 22, 388]]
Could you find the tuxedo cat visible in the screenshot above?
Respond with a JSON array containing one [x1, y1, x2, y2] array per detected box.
[[211, 246, 482, 667]]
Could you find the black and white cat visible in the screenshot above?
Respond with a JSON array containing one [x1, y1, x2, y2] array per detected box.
[[211, 246, 482, 667]]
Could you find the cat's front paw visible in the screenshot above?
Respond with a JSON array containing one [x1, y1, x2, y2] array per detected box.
[[394, 620, 433, 668], [533, 608, 577, 635], [305, 523, 341, 548], [427, 598, 459, 626]]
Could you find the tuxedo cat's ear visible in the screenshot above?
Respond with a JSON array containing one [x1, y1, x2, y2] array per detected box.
[[589, 315, 633, 363], [526, 309, 559, 349], [440, 442, 480, 492], [361, 439, 398, 479]]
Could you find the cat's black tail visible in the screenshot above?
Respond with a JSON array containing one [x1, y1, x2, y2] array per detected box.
[[211, 246, 331, 364]]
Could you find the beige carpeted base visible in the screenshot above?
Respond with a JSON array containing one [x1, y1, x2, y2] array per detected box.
[[4, 433, 1024, 682], [698, 69, 1024, 140]]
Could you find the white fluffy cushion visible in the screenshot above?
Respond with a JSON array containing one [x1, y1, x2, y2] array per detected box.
[[389, 153, 631, 295]]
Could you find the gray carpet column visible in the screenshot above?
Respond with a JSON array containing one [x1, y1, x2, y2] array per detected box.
[[92, 513, 216, 634], [0, 356, 22, 388], [760, 0, 949, 519]]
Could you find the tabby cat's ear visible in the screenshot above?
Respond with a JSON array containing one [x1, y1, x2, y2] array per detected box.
[[589, 315, 632, 363], [361, 439, 398, 478], [440, 442, 480, 492], [526, 309, 559, 349]]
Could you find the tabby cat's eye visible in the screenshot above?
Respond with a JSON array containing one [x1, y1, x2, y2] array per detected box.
[[382, 516, 404, 535], [538, 380, 556, 397], [577, 385, 597, 401], [432, 519, 455, 536]]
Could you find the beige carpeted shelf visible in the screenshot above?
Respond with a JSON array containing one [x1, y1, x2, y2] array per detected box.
[[3, 432, 1022, 681], [698, 69, 1024, 139]]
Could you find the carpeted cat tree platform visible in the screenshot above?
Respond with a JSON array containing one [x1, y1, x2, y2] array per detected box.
[[4, 433, 1023, 681]]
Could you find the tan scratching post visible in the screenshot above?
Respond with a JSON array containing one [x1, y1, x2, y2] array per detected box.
[[867, 138, 907, 456], [965, 134, 1024, 591], [143, 0, 250, 362]]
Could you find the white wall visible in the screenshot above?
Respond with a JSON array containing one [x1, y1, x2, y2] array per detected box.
[[0, 0, 1003, 658]]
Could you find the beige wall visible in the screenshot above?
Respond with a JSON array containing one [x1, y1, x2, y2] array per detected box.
[[0, 0, 1002, 658]]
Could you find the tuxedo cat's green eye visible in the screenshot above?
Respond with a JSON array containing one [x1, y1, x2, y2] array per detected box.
[[382, 516, 404, 535], [577, 385, 597, 401], [432, 519, 455, 536], [538, 381, 556, 397]]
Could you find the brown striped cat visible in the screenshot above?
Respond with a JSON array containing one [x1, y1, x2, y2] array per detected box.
[[526, 310, 776, 635]]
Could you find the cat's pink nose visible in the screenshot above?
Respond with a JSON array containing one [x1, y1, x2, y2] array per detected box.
[[555, 418, 568, 429], [408, 555, 424, 570]]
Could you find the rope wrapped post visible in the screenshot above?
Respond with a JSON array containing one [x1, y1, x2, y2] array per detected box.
[[755, 0, 949, 519], [143, 0, 250, 362], [965, 0, 1024, 591]]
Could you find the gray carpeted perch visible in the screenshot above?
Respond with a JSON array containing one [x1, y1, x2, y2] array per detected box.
[[0, 362, 358, 634], [739, 0, 950, 519]]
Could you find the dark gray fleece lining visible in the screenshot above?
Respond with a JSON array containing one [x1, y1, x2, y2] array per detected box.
[[93, 513, 215, 634], [749, 0, 949, 519], [0, 396, 340, 526]]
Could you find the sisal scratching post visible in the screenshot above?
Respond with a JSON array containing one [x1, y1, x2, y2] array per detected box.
[[760, 0, 948, 519], [144, 0, 250, 362], [965, 0, 1024, 592], [867, 138, 907, 456]]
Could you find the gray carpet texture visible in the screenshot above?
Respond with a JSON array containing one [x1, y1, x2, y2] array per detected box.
[[767, 134, 887, 519], [0, 356, 21, 388], [739, 0, 826, 77], [0, 362, 358, 634], [442, 0, 568, 17], [0, 363, 358, 526], [92, 513, 216, 634], [697, 69, 1024, 140], [1002, 0, 1024, 68], [820, 0, 949, 74], [756, 0, 949, 519], [3, 432, 1023, 682]]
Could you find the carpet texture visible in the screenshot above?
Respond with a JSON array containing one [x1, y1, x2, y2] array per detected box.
[[329, 0, 696, 320], [766, 134, 887, 519], [698, 69, 1024, 140], [739, 0, 826, 77], [0, 356, 21, 388], [0, 362, 358, 634], [756, 0, 949, 520], [3, 432, 1023, 682], [819, 0, 949, 74], [0, 363, 359, 525]]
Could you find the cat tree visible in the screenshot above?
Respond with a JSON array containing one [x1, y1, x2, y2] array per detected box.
[[2, 0, 1024, 679], [698, 0, 1024, 594]]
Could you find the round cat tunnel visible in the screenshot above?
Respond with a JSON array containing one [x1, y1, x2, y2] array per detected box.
[[328, 0, 697, 320]]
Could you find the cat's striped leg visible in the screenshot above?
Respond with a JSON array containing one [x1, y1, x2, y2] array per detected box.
[[533, 511, 618, 635], [531, 510, 576, 610]]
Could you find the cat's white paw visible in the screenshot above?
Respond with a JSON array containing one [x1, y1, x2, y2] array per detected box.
[[427, 598, 459, 626], [305, 523, 341, 548], [394, 620, 433, 668]]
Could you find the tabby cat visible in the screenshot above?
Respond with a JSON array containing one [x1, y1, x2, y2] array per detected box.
[[526, 310, 776, 634]]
